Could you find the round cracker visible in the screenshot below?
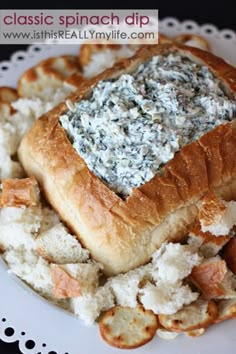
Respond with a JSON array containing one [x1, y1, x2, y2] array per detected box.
[[99, 305, 159, 349], [159, 300, 218, 332], [215, 298, 236, 323]]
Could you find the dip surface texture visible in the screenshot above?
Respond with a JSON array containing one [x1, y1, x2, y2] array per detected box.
[[60, 53, 236, 195]]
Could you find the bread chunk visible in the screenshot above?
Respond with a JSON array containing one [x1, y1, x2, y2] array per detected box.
[[36, 223, 89, 264], [1, 177, 40, 208], [188, 221, 229, 257], [0, 87, 18, 103], [190, 258, 228, 299], [199, 192, 236, 236], [51, 262, 101, 299], [18, 55, 81, 98]]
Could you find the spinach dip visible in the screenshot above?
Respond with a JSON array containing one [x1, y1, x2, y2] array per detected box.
[[60, 53, 236, 195]]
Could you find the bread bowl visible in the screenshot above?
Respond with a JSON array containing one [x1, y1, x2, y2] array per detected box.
[[18, 43, 236, 275]]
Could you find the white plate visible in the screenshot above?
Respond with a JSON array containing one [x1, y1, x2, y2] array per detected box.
[[0, 17, 236, 354]]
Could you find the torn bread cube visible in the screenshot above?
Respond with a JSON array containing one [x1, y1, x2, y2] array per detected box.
[[188, 221, 230, 257], [0, 148, 25, 180], [0, 110, 19, 156], [137, 244, 201, 315], [215, 299, 236, 323], [51, 264, 82, 298], [39, 207, 60, 234], [3, 248, 53, 298], [51, 262, 101, 299], [139, 281, 199, 315], [70, 285, 115, 325], [99, 305, 159, 349], [18, 66, 63, 99], [0, 87, 18, 103], [199, 191, 236, 236], [108, 243, 201, 312], [36, 223, 89, 264], [190, 257, 236, 299], [108, 265, 151, 308], [0, 206, 42, 251], [0, 101, 15, 118], [0, 103, 25, 180], [223, 237, 236, 275], [151, 243, 201, 283], [190, 257, 227, 299], [159, 300, 218, 332], [1, 177, 40, 208], [3, 247, 70, 310]]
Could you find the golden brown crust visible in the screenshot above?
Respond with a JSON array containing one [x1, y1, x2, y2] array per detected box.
[[0, 101, 16, 117], [63, 72, 87, 90], [18, 44, 236, 275], [0, 87, 18, 103], [199, 191, 226, 227], [39, 55, 81, 75], [51, 265, 82, 299], [190, 222, 229, 246], [190, 259, 227, 299], [36, 247, 54, 263], [174, 34, 211, 52], [17, 55, 81, 98], [0, 177, 39, 208]]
